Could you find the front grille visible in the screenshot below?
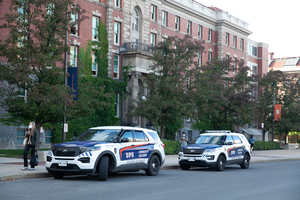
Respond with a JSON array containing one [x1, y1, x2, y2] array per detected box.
[[53, 147, 81, 157], [50, 163, 80, 170], [183, 148, 205, 154]]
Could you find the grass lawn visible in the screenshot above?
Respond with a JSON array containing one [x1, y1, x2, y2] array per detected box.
[[0, 149, 50, 158]]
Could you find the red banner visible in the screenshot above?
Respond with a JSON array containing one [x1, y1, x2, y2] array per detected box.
[[274, 104, 281, 121]]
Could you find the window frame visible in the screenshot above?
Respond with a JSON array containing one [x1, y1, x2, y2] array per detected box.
[[240, 38, 244, 50], [198, 25, 202, 38], [226, 32, 229, 45], [233, 36, 237, 48], [70, 12, 78, 36], [92, 50, 98, 77], [150, 33, 156, 47], [151, 5, 156, 21], [187, 21, 191, 35], [208, 29, 212, 42], [114, 0, 120, 8], [92, 16, 99, 40], [70, 45, 78, 67], [175, 16, 180, 30], [114, 22, 120, 46], [162, 11, 167, 26], [113, 54, 119, 79], [114, 92, 119, 117]]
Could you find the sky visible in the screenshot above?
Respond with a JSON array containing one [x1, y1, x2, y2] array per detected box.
[[195, 0, 300, 58]]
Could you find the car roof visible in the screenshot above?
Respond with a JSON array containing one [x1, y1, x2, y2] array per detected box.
[[201, 132, 243, 136], [89, 126, 156, 132]]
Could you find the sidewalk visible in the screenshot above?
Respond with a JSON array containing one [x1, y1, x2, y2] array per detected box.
[[1, 149, 299, 181]]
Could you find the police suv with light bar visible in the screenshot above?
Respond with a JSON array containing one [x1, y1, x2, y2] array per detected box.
[[178, 130, 251, 171], [46, 126, 165, 181]]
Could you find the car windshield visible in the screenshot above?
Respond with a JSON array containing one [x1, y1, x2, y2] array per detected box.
[[77, 129, 120, 142], [195, 135, 225, 145]]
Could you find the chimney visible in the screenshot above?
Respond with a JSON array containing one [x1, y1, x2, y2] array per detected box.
[[268, 52, 274, 60]]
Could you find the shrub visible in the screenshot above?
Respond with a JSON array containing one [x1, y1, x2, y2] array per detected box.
[[162, 140, 181, 155], [253, 141, 280, 150]]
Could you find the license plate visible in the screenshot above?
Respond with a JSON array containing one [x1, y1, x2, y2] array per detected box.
[[58, 160, 67, 167], [188, 157, 195, 162]]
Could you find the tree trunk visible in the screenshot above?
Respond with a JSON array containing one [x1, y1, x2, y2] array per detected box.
[[36, 121, 41, 150], [160, 126, 165, 140], [285, 132, 289, 144]]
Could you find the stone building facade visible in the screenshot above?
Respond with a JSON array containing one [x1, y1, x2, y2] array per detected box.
[[0, 0, 269, 148]]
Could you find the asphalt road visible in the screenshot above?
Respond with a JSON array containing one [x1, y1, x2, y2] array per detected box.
[[1, 161, 299, 200]]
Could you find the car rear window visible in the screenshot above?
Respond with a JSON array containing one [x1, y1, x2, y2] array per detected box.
[[147, 131, 161, 142]]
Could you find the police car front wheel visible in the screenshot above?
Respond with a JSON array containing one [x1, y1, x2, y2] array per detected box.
[[215, 155, 226, 171], [145, 155, 160, 176], [98, 156, 109, 181]]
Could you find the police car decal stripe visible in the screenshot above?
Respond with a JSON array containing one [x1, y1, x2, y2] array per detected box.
[[119, 143, 155, 160]]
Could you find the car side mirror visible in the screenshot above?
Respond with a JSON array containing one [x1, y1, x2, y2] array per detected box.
[[121, 138, 129, 142]]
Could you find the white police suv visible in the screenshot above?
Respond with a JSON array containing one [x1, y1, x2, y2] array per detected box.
[[178, 131, 251, 171], [46, 126, 165, 181]]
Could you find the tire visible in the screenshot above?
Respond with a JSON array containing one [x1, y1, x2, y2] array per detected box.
[[53, 173, 64, 179], [180, 164, 190, 170], [145, 155, 160, 176], [215, 155, 226, 171], [98, 156, 109, 181], [240, 153, 250, 169]]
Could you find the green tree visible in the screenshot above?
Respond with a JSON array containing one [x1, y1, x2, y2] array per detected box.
[[0, 0, 85, 149], [192, 57, 256, 131], [131, 35, 204, 139]]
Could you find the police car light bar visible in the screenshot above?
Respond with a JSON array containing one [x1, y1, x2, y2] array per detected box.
[[205, 130, 231, 133]]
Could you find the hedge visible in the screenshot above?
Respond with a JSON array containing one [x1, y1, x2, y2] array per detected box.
[[162, 140, 181, 155], [253, 141, 280, 150]]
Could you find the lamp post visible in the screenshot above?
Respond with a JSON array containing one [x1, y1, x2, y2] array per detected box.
[[62, 7, 68, 143]]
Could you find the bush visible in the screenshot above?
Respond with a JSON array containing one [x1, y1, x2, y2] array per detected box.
[[162, 140, 181, 155], [253, 141, 280, 150]]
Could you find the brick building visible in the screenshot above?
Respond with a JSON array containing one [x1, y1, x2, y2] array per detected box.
[[0, 0, 269, 148]]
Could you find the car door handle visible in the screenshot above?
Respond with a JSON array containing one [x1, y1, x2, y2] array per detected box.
[[131, 144, 135, 146]]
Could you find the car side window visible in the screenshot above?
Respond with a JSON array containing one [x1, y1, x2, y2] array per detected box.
[[232, 135, 242, 144], [134, 131, 149, 142], [225, 135, 233, 144], [121, 131, 134, 142]]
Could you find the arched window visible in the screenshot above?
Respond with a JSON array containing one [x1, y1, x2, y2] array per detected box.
[[132, 8, 139, 31]]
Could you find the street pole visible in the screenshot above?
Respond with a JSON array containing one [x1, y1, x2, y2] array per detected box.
[[272, 84, 275, 142], [62, 8, 68, 143]]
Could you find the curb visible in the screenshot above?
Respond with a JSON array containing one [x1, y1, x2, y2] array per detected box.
[[0, 172, 52, 181]]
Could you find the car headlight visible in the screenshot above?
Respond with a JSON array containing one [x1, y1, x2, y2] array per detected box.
[[204, 148, 216, 153]]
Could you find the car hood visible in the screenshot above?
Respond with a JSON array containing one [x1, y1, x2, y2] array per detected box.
[[183, 144, 222, 149], [53, 141, 107, 147]]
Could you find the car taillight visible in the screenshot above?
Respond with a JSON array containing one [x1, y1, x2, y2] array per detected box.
[[161, 143, 165, 149]]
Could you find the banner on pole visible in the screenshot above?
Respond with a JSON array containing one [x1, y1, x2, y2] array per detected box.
[[274, 104, 281, 121], [67, 67, 78, 100]]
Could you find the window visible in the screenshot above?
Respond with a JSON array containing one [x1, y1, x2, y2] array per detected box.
[[114, 0, 120, 8], [208, 29, 212, 42], [92, 50, 98, 76], [208, 52, 212, 63], [175, 16, 179, 30], [198, 25, 202, 38], [114, 22, 120, 45], [121, 131, 133, 142], [232, 135, 242, 144], [240, 38, 244, 50], [70, 45, 77, 67], [18, 88, 26, 100], [70, 12, 78, 35], [252, 65, 258, 75], [45, 130, 52, 144], [113, 55, 119, 79], [134, 131, 149, 142], [46, 3, 54, 16], [92, 16, 99, 40], [151, 5, 156, 21], [198, 51, 201, 66], [247, 45, 258, 56], [226, 33, 229, 45], [233, 58, 237, 74], [150, 33, 156, 47], [187, 21, 191, 34], [233, 36, 237, 48], [115, 93, 119, 117], [162, 11, 167, 26], [17, 129, 26, 145], [132, 8, 139, 31]]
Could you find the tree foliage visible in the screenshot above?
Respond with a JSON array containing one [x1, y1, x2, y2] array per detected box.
[[0, 0, 85, 149], [131, 35, 204, 139], [192, 57, 256, 131]]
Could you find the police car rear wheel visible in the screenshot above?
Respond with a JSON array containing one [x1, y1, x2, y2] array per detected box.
[[145, 155, 160, 176], [215, 155, 226, 171], [98, 156, 109, 181], [240, 154, 250, 169]]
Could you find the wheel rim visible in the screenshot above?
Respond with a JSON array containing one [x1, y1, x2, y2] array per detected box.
[[151, 159, 158, 172], [220, 157, 225, 169]]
